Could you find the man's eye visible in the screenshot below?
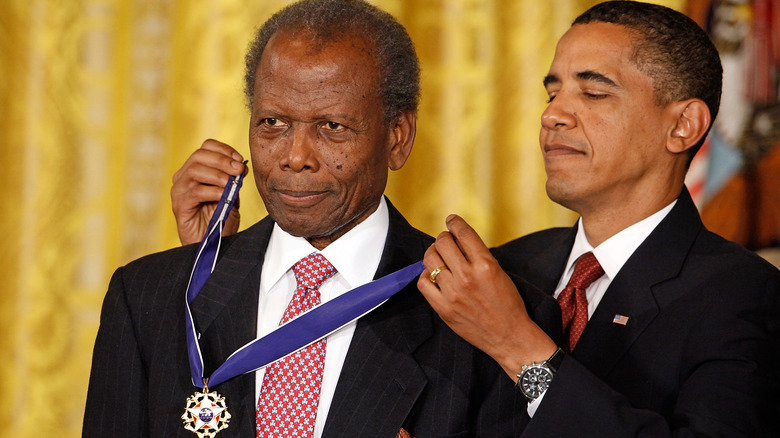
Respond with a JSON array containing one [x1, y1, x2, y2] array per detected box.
[[324, 121, 344, 131], [584, 92, 607, 100], [258, 117, 288, 127]]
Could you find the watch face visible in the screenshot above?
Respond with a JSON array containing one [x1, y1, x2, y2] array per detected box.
[[520, 367, 553, 399]]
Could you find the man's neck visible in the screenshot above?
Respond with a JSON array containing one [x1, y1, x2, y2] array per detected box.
[[579, 186, 682, 247]]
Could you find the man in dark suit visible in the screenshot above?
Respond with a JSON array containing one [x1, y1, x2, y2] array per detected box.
[[419, 1, 780, 436], [84, 1, 558, 437]]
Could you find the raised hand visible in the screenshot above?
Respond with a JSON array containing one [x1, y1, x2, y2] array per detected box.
[[417, 214, 557, 378], [171, 139, 246, 245]]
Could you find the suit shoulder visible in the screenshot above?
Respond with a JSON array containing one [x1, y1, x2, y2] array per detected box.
[[693, 228, 780, 278], [408, 225, 434, 247], [385, 199, 434, 253], [491, 228, 570, 264], [119, 244, 198, 280], [118, 218, 269, 279], [496, 227, 570, 249], [101, 245, 199, 316]]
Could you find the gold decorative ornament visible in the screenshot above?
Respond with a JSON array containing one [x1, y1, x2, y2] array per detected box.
[[182, 385, 231, 437]]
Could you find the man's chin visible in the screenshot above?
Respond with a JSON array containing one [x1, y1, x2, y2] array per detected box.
[[546, 182, 579, 210], [264, 199, 332, 237], [276, 221, 329, 239], [272, 218, 340, 247]]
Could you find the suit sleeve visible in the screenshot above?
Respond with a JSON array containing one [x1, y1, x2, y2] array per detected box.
[[83, 267, 150, 437], [508, 271, 562, 345], [522, 272, 780, 437], [469, 274, 563, 436]]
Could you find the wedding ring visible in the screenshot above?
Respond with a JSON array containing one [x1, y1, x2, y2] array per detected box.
[[429, 265, 448, 284]]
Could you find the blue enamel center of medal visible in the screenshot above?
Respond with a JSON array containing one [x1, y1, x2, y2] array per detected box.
[[199, 408, 214, 422]]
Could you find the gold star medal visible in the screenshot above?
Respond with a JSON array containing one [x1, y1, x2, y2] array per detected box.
[[181, 383, 231, 438]]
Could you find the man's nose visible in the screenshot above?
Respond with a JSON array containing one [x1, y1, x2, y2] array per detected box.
[[541, 94, 577, 131], [280, 127, 318, 172]]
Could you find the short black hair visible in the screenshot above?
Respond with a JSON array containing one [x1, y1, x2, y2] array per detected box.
[[244, 0, 420, 125], [574, 1, 723, 158]]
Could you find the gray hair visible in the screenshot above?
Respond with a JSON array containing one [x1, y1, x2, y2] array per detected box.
[[244, 0, 420, 125]]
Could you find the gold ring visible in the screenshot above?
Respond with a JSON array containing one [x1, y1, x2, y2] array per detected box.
[[429, 265, 448, 284]]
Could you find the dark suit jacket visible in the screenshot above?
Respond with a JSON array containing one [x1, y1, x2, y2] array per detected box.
[[84, 201, 559, 437], [492, 189, 780, 437]]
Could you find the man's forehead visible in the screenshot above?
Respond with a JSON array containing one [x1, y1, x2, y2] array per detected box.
[[257, 30, 377, 78], [558, 23, 635, 58], [267, 26, 375, 56], [547, 23, 639, 81], [251, 29, 382, 122]]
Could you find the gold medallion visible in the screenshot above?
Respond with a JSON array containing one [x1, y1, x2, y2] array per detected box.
[[182, 386, 231, 437]]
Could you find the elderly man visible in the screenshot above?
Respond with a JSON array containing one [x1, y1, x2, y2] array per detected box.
[[419, 1, 780, 436], [84, 1, 559, 437]]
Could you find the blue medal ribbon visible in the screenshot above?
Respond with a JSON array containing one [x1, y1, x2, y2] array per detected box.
[[184, 170, 424, 388]]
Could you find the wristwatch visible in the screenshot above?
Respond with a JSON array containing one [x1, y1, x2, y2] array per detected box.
[[516, 347, 565, 402]]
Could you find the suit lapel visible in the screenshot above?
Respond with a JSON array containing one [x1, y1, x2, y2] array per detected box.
[[189, 217, 272, 348], [573, 189, 703, 377], [323, 199, 434, 437], [506, 227, 576, 294]]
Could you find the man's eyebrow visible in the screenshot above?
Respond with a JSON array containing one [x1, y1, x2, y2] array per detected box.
[[576, 70, 618, 87], [543, 74, 559, 88]]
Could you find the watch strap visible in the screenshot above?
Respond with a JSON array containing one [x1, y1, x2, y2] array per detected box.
[[546, 347, 565, 372]]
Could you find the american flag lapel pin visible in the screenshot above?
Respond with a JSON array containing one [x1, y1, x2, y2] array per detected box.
[[612, 314, 629, 325]]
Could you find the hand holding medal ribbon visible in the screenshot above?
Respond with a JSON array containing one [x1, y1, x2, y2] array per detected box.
[[181, 164, 246, 438], [181, 163, 424, 437]]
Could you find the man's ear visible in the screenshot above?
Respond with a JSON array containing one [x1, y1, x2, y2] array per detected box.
[[387, 111, 416, 171], [667, 99, 710, 154]]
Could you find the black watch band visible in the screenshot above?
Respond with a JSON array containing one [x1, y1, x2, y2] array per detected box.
[[545, 347, 566, 372], [515, 347, 566, 402]]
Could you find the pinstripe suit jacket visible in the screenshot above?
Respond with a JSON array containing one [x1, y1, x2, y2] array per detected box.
[[84, 200, 559, 437]]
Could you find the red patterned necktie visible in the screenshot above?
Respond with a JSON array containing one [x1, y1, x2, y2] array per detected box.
[[256, 252, 337, 438], [557, 252, 604, 352]]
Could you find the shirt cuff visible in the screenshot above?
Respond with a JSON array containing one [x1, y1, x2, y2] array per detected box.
[[526, 390, 547, 417]]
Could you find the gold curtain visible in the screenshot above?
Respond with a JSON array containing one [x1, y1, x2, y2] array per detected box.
[[0, 0, 681, 435]]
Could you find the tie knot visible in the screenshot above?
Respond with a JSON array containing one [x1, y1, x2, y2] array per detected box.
[[568, 251, 604, 290], [293, 252, 337, 290]]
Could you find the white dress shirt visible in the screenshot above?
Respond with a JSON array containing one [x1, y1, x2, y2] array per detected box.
[[254, 197, 389, 438], [527, 200, 676, 416]]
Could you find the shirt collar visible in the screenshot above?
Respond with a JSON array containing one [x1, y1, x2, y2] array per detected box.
[[564, 199, 677, 281], [260, 197, 390, 293]]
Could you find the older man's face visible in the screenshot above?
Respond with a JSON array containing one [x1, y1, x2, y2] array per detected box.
[[249, 30, 403, 249]]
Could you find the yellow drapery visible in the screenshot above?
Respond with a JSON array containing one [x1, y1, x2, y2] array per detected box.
[[0, 0, 681, 435]]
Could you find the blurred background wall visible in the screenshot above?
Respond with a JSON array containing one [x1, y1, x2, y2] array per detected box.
[[3, 0, 779, 436]]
